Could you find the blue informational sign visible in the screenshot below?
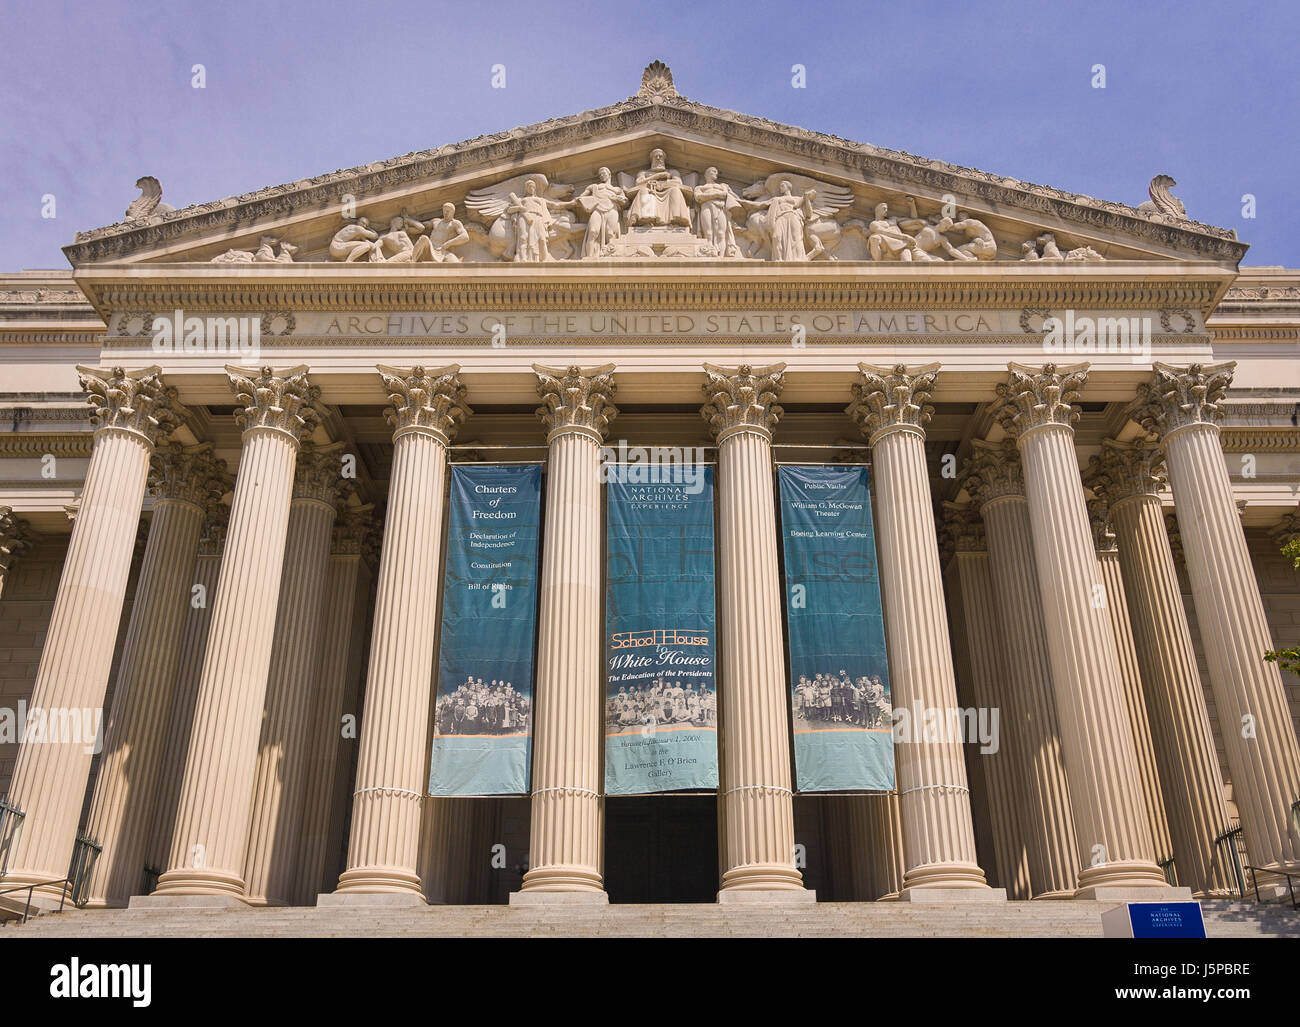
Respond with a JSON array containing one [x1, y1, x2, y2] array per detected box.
[[429, 464, 541, 796], [604, 469, 719, 795], [1125, 902, 1207, 939], [777, 465, 895, 793]]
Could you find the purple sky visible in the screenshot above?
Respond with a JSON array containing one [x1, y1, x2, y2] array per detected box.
[[2, 0, 1296, 270]]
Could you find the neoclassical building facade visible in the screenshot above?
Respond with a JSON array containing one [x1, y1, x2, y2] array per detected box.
[[1, 64, 1298, 913]]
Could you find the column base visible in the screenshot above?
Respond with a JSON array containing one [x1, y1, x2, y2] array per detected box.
[[333, 866, 423, 896], [901, 863, 990, 891], [509, 889, 608, 906], [1077, 885, 1193, 902], [717, 887, 816, 905], [519, 864, 604, 894], [1031, 888, 1079, 900], [317, 891, 428, 907], [129, 893, 249, 909], [899, 887, 1007, 904], [150, 866, 247, 901]]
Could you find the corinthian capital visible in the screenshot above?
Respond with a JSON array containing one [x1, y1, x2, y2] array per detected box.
[[76, 365, 183, 445], [700, 362, 784, 442], [149, 442, 230, 511], [940, 501, 986, 555], [198, 503, 230, 556], [1083, 437, 1165, 506], [993, 362, 1089, 439], [226, 364, 319, 443], [1127, 361, 1235, 439], [1268, 507, 1300, 549], [962, 438, 1025, 510], [847, 362, 939, 442], [0, 506, 33, 577], [534, 363, 617, 442], [378, 364, 471, 443], [293, 441, 346, 504], [332, 503, 375, 556], [1086, 498, 1117, 553]]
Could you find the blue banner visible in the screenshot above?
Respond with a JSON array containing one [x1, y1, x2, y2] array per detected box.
[[777, 465, 894, 792], [604, 470, 719, 795], [429, 464, 541, 796]]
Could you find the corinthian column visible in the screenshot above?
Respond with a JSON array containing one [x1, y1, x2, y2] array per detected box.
[[147, 503, 229, 876], [965, 440, 1079, 898], [994, 363, 1167, 897], [0, 507, 33, 601], [1086, 438, 1231, 896], [149, 366, 318, 903], [514, 364, 616, 902], [243, 442, 343, 905], [700, 362, 808, 900], [1084, 497, 1176, 869], [329, 367, 467, 902], [81, 444, 227, 907], [941, 504, 1032, 900], [848, 364, 991, 899], [0, 366, 179, 907], [295, 504, 373, 905], [1130, 363, 1300, 872]]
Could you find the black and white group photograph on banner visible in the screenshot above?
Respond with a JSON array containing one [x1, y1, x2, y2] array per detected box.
[[791, 671, 891, 730], [434, 677, 533, 736], [605, 679, 718, 731]]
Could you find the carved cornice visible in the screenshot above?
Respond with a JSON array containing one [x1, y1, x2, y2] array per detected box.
[[1127, 361, 1236, 440], [534, 363, 617, 443], [76, 365, 182, 445], [847, 362, 938, 443], [701, 362, 785, 443], [1084, 437, 1166, 507], [294, 441, 346, 504], [992, 361, 1088, 439], [149, 442, 230, 512], [0, 434, 93, 458], [963, 438, 1025, 510], [226, 364, 319, 443], [1087, 498, 1118, 553], [62, 90, 1244, 266]]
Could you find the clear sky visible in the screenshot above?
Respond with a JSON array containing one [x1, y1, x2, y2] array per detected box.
[[1, 0, 1296, 270]]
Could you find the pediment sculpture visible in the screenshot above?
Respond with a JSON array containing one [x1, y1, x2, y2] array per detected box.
[[209, 147, 1108, 265]]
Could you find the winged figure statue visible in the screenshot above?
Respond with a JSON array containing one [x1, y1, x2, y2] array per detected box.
[[738, 172, 855, 260], [464, 173, 581, 261]]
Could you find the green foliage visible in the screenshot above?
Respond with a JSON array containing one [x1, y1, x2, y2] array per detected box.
[[1264, 537, 1300, 674]]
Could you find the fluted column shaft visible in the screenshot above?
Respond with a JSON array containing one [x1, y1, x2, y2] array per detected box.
[[155, 365, 316, 899], [1110, 492, 1232, 895], [714, 428, 802, 891], [1018, 424, 1164, 890], [82, 493, 208, 905], [1095, 545, 1175, 863], [978, 495, 1079, 897], [147, 529, 225, 874], [522, 429, 605, 892], [337, 431, 449, 894], [869, 427, 985, 889], [951, 549, 1033, 900], [243, 452, 340, 905], [2, 367, 175, 902], [865, 791, 905, 900], [294, 522, 368, 904], [1163, 424, 1300, 869]]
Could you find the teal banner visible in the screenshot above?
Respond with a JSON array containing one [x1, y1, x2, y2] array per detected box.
[[429, 464, 541, 796], [778, 465, 894, 792], [604, 470, 719, 795]]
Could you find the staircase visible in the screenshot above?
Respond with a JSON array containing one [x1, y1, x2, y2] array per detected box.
[[2, 899, 1297, 938]]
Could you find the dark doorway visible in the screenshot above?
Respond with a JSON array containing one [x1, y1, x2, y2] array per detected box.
[[604, 796, 718, 903]]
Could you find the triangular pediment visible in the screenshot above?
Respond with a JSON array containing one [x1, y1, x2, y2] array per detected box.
[[64, 63, 1246, 269]]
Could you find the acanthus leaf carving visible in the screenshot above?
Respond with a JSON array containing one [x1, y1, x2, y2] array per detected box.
[[1127, 361, 1236, 438], [700, 362, 785, 441], [847, 362, 938, 442], [377, 364, 471, 442], [76, 364, 183, 446], [992, 361, 1089, 438], [225, 364, 320, 443], [534, 363, 617, 441]]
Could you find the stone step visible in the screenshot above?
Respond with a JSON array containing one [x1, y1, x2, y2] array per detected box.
[[3, 899, 1297, 938]]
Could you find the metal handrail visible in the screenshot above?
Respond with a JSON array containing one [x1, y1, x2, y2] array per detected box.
[[0, 797, 25, 877], [67, 835, 102, 908], [1245, 864, 1299, 910], [1214, 823, 1247, 898], [1157, 856, 1177, 887], [0, 877, 69, 925]]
